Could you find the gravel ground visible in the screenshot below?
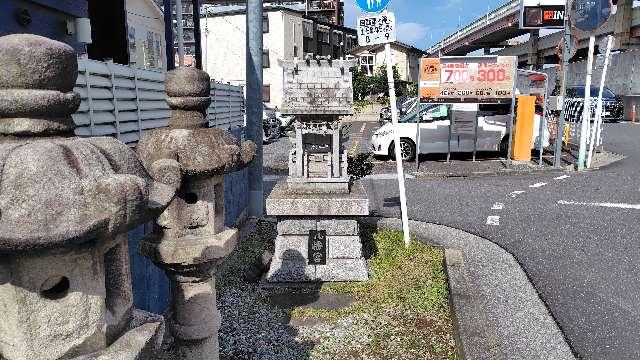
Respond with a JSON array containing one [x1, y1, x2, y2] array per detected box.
[[157, 220, 457, 359]]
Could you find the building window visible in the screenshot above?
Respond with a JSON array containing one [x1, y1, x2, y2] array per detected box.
[[294, 45, 299, 58], [263, 85, 271, 103], [317, 29, 330, 43], [303, 21, 314, 38], [360, 54, 375, 76], [263, 15, 269, 33], [263, 49, 270, 68]]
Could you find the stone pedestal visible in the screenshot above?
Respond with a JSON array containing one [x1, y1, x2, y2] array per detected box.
[[266, 181, 369, 282]]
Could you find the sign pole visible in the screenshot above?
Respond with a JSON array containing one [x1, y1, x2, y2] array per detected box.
[[385, 43, 410, 247], [539, 73, 548, 166], [415, 109, 420, 171], [506, 66, 517, 167], [587, 35, 612, 168], [578, 35, 595, 171], [473, 114, 478, 162], [553, 0, 570, 168], [446, 118, 452, 163]]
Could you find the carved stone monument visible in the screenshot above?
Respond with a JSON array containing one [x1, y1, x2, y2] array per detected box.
[[265, 58, 369, 282], [0, 34, 174, 360], [136, 67, 255, 360]]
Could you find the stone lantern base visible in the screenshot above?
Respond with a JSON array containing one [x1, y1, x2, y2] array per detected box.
[[265, 181, 369, 282]]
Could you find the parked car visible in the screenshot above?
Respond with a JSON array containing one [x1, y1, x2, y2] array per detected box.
[[370, 103, 549, 161], [564, 86, 624, 123], [379, 97, 418, 125], [263, 104, 281, 142]]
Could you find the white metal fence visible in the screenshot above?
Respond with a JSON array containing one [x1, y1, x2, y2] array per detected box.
[[72, 58, 245, 146]]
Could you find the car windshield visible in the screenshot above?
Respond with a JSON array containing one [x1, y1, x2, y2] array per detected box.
[[399, 104, 445, 123], [570, 86, 616, 99]]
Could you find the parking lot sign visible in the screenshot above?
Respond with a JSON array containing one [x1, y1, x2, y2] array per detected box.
[[357, 12, 396, 46]]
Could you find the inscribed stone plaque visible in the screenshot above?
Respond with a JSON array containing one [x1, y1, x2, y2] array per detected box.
[[308, 230, 327, 265], [279, 59, 358, 115]]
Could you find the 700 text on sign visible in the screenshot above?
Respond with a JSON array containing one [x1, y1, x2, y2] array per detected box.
[[419, 56, 517, 103]]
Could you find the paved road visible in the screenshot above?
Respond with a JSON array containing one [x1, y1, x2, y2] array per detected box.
[[365, 122, 640, 359]]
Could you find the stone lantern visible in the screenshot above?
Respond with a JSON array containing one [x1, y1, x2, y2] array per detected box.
[[0, 35, 176, 359], [136, 67, 255, 360]]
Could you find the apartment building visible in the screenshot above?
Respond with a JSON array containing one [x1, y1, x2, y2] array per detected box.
[[201, 6, 356, 108]]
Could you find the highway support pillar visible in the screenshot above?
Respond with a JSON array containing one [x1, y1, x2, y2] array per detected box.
[[614, 0, 633, 50], [527, 30, 541, 70]]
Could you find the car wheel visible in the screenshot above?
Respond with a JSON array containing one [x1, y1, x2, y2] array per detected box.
[[499, 136, 509, 156], [389, 138, 416, 161]]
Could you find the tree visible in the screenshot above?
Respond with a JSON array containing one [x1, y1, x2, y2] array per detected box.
[[352, 65, 404, 100]]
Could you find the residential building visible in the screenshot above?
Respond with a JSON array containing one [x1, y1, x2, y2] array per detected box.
[[350, 41, 426, 83], [153, 0, 196, 66], [127, 0, 167, 70], [201, 6, 356, 108], [202, 0, 344, 26]]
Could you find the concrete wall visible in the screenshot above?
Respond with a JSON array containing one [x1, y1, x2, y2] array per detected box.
[[125, 0, 166, 70]]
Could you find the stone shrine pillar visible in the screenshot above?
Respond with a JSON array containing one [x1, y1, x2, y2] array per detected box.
[[136, 67, 255, 360], [265, 58, 369, 282], [0, 34, 176, 360]]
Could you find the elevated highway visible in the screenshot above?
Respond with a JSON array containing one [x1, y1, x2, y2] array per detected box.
[[426, 0, 639, 68]]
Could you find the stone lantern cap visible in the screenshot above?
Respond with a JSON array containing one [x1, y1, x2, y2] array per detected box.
[[137, 67, 256, 177], [0, 34, 176, 253]]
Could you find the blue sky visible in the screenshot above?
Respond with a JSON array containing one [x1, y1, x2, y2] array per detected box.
[[343, 0, 512, 50]]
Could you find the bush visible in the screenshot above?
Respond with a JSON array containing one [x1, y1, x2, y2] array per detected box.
[[347, 152, 374, 181]]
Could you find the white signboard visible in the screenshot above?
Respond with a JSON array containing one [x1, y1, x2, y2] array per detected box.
[[357, 12, 396, 46]]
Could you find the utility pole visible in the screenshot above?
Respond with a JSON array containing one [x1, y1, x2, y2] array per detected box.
[[246, 0, 264, 217], [192, 0, 202, 69], [163, 0, 174, 70]]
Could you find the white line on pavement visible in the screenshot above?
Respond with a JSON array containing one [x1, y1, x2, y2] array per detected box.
[[508, 191, 525, 198], [558, 200, 640, 210], [554, 175, 570, 180], [486, 216, 500, 225], [365, 173, 415, 180], [557, 200, 640, 210], [529, 182, 547, 188], [491, 202, 504, 210]]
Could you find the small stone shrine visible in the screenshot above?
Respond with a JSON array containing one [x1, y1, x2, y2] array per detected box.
[[136, 67, 255, 360], [265, 57, 369, 282], [0, 34, 175, 359]]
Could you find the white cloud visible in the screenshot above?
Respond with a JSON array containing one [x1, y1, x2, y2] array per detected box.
[[396, 22, 429, 45]]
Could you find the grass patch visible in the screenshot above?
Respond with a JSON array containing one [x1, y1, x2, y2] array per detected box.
[[292, 224, 458, 359]]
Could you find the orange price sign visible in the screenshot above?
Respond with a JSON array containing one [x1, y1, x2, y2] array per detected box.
[[420, 56, 517, 104], [419, 58, 441, 99]]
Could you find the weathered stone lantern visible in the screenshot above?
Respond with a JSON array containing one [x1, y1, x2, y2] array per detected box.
[[136, 67, 255, 360], [0, 34, 176, 359]]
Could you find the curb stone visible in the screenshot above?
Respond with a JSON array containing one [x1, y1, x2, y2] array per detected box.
[[372, 217, 576, 360]]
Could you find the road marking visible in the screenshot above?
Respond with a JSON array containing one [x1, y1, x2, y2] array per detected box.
[[491, 202, 504, 210], [557, 200, 640, 210], [264, 175, 286, 182], [529, 182, 547, 188], [508, 190, 525, 198], [365, 173, 415, 180], [486, 216, 500, 225], [359, 122, 367, 133], [554, 175, 570, 180]]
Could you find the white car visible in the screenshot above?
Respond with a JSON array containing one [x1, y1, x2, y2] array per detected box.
[[371, 103, 549, 161]]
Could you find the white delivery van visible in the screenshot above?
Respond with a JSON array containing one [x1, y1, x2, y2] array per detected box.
[[370, 103, 549, 161]]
